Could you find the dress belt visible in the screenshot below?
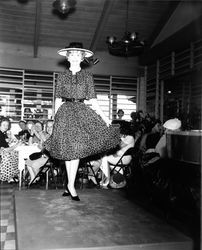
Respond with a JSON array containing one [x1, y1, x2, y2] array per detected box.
[[64, 98, 84, 103]]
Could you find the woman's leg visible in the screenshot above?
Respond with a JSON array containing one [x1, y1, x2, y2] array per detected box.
[[100, 155, 121, 186], [27, 157, 48, 184], [27, 166, 36, 183], [88, 160, 102, 184], [65, 159, 80, 197], [100, 156, 110, 186]]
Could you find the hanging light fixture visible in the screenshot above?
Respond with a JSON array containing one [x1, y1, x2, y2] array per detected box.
[[84, 57, 100, 65], [106, 0, 145, 57], [53, 0, 76, 15]]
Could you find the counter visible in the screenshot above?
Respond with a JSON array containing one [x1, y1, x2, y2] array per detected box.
[[166, 130, 202, 165]]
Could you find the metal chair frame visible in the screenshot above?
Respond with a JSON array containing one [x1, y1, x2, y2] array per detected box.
[[109, 147, 135, 179], [78, 158, 101, 189], [28, 158, 58, 190]]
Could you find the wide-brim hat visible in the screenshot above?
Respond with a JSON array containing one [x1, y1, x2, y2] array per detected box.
[[163, 118, 181, 130], [58, 42, 94, 58]]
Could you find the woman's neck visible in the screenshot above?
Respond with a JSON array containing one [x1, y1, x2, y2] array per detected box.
[[69, 65, 81, 75]]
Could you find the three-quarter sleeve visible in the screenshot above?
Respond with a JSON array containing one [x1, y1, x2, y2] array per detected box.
[[55, 73, 63, 98], [85, 71, 96, 100]]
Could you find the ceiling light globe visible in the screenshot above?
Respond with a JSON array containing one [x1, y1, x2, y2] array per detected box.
[[108, 36, 116, 45], [53, 0, 69, 14], [130, 32, 137, 41]]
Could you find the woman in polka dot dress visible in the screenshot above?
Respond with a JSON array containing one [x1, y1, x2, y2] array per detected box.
[[0, 118, 20, 182], [44, 43, 120, 201]]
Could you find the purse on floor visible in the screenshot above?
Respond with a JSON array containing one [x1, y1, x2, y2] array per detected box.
[[109, 172, 126, 189]]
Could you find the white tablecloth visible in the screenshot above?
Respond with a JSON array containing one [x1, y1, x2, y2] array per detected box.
[[15, 144, 41, 171]]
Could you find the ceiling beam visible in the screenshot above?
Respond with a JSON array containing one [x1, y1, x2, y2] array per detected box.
[[89, 0, 115, 52], [152, 1, 202, 47], [147, 1, 180, 49], [33, 0, 41, 58]]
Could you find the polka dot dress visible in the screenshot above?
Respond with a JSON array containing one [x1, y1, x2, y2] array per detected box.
[[44, 69, 120, 161], [0, 149, 19, 182]]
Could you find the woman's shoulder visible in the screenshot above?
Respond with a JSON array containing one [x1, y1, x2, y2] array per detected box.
[[81, 69, 92, 76], [57, 70, 71, 78]]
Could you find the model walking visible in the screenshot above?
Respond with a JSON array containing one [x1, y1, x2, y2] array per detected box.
[[44, 42, 120, 201]]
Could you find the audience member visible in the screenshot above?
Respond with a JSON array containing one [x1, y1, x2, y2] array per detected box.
[[24, 108, 33, 120], [139, 119, 162, 153], [112, 109, 129, 129], [26, 120, 34, 133], [117, 109, 124, 120], [141, 118, 181, 166], [0, 117, 22, 182], [89, 125, 135, 188], [28, 121, 49, 149], [130, 111, 147, 135], [155, 118, 181, 158], [139, 118, 182, 203], [26, 120, 54, 184], [137, 110, 145, 122], [44, 120, 54, 136], [17, 120, 30, 142]]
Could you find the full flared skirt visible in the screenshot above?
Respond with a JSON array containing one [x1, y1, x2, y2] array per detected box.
[[44, 102, 120, 161]]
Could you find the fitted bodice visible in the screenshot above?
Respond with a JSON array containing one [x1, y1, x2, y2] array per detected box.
[[55, 69, 96, 100]]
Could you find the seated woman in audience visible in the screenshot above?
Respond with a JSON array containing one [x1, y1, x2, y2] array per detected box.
[[155, 118, 181, 158], [141, 118, 181, 166], [140, 118, 182, 202], [112, 109, 129, 129], [27, 120, 34, 132], [17, 120, 30, 142], [28, 121, 49, 149], [89, 125, 136, 188], [26, 120, 54, 184], [44, 119, 54, 137], [139, 118, 162, 153], [0, 117, 22, 182]]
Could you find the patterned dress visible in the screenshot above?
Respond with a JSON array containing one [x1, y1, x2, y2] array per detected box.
[[0, 131, 19, 182], [44, 69, 120, 161]]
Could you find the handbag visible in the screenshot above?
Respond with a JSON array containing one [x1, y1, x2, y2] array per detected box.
[[29, 151, 43, 160], [109, 172, 126, 189]]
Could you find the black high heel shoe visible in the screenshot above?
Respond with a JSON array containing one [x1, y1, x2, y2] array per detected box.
[[62, 189, 70, 197], [70, 194, 80, 201], [67, 186, 80, 201]]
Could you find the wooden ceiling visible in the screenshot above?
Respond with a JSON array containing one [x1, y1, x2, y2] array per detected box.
[[0, 0, 190, 58]]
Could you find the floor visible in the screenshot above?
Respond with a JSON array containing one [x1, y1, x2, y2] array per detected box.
[[0, 181, 199, 250], [0, 182, 16, 250]]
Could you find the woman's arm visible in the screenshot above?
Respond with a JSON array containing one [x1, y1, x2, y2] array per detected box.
[[3, 140, 23, 152], [54, 98, 63, 114], [88, 98, 110, 126], [28, 128, 47, 147]]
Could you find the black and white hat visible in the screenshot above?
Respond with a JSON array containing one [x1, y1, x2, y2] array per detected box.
[[57, 42, 94, 58]]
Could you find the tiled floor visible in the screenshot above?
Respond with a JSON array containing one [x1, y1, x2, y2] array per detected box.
[[0, 182, 17, 250]]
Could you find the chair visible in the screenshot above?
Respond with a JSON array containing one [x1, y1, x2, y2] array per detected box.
[[18, 158, 28, 190], [78, 157, 101, 189], [28, 158, 58, 190], [109, 147, 135, 187]]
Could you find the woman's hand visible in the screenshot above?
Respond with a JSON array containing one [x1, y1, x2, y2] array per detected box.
[[30, 125, 36, 136], [145, 148, 156, 154], [55, 98, 63, 114], [105, 119, 110, 127]]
